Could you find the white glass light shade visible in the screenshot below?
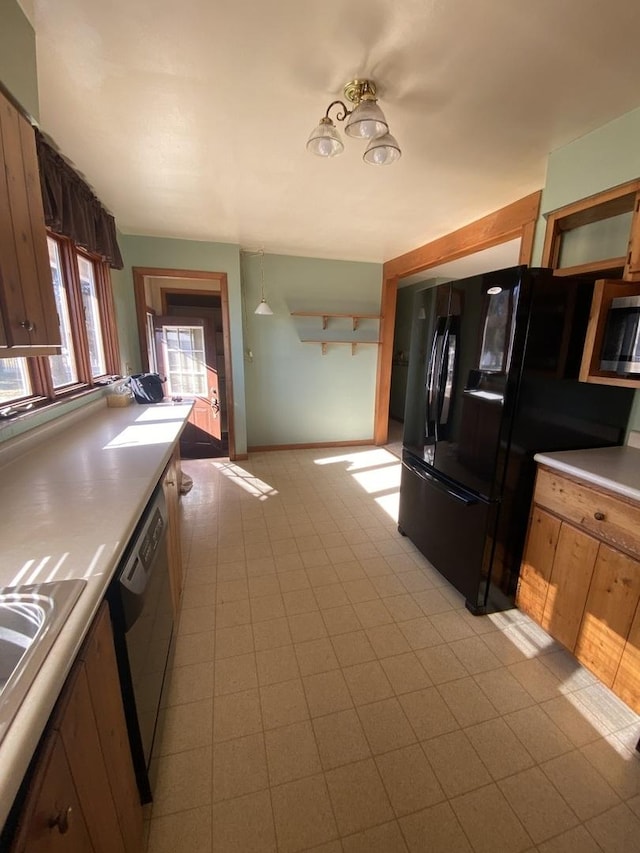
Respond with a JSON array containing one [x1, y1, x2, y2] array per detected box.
[[254, 299, 273, 315], [363, 132, 402, 165], [306, 118, 344, 157], [344, 100, 388, 139]]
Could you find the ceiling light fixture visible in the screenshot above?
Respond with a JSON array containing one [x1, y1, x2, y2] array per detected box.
[[254, 249, 273, 315], [306, 79, 401, 166]]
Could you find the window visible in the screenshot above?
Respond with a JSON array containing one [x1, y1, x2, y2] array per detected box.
[[160, 324, 207, 396], [48, 238, 78, 388], [0, 233, 120, 411], [77, 253, 107, 378], [0, 359, 31, 405]]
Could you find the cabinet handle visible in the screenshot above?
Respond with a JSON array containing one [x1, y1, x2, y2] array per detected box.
[[594, 511, 606, 521], [49, 806, 72, 834], [19, 320, 35, 332]]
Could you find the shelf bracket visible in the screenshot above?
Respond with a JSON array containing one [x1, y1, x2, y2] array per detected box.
[[322, 315, 328, 330], [321, 342, 327, 356], [351, 343, 357, 356], [353, 317, 359, 331]]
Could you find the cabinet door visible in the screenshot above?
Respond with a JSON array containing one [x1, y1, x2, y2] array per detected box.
[[56, 665, 126, 853], [162, 450, 183, 615], [9, 732, 94, 853], [0, 90, 60, 349], [516, 506, 560, 622], [541, 522, 599, 651], [78, 604, 143, 853], [574, 545, 640, 687], [612, 599, 640, 714]]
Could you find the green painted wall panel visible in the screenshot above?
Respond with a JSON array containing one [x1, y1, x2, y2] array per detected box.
[[0, 0, 39, 119], [242, 252, 382, 446]]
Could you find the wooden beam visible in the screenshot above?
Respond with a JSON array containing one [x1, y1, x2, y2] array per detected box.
[[373, 273, 399, 445], [382, 191, 542, 280], [373, 191, 542, 445]]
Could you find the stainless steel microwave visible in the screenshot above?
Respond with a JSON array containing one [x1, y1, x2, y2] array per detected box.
[[600, 295, 640, 375]]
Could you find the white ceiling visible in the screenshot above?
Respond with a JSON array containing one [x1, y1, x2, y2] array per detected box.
[[24, 0, 640, 264]]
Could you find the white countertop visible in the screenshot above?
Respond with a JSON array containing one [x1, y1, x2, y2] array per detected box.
[[535, 445, 640, 503], [0, 399, 192, 827]]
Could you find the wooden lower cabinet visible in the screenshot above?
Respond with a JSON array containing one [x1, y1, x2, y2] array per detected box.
[[575, 545, 640, 688], [8, 604, 142, 853], [614, 602, 640, 709], [9, 734, 94, 853], [541, 523, 599, 651], [516, 466, 640, 713]]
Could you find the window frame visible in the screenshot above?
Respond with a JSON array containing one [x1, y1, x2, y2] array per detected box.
[[541, 179, 640, 279], [0, 231, 120, 413]]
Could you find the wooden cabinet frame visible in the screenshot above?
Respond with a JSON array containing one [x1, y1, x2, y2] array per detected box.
[[579, 278, 640, 387], [541, 178, 640, 280]]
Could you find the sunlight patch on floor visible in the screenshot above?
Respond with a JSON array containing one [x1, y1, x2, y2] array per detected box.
[[210, 460, 278, 500], [313, 448, 399, 471]]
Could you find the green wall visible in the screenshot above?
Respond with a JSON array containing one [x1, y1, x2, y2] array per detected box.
[[0, 0, 38, 119], [530, 105, 640, 433], [242, 253, 382, 446]]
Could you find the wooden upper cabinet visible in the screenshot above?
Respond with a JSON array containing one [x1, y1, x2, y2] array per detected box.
[[0, 88, 61, 350], [541, 181, 640, 388], [541, 180, 640, 281]]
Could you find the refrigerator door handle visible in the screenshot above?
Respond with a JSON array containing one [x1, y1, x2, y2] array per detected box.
[[426, 325, 444, 435], [437, 322, 451, 425], [402, 459, 478, 506]]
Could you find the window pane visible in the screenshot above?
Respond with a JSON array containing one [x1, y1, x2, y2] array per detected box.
[[161, 324, 207, 396], [558, 211, 633, 268], [47, 238, 78, 387], [0, 358, 31, 404], [77, 254, 106, 377]]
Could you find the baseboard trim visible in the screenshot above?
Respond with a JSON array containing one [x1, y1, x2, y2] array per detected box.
[[248, 439, 374, 453]]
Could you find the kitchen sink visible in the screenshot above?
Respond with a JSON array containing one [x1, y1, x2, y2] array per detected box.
[[0, 579, 86, 745]]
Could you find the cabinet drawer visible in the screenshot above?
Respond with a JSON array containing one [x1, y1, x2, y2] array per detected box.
[[535, 467, 640, 559]]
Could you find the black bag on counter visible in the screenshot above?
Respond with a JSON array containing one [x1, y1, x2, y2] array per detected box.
[[127, 373, 165, 404]]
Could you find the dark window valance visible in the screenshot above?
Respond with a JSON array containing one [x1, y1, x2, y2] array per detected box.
[[35, 129, 124, 270]]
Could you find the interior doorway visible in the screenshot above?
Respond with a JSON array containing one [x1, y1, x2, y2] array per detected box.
[[133, 268, 235, 459]]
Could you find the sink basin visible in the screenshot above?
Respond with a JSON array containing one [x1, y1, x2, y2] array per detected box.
[[0, 579, 86, 745]]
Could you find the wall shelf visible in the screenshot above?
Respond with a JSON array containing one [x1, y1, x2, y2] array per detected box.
[[301, 340, 380, 356], [291, 311, 381, 331]]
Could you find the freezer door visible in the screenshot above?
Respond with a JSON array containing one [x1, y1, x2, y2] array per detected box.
[[398, 453, 493, 611]]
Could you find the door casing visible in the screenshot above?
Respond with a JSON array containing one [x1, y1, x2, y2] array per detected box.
[[132, 267, 236, 460]]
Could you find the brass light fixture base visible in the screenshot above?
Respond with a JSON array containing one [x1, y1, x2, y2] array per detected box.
[[343, 79, 377, 105]]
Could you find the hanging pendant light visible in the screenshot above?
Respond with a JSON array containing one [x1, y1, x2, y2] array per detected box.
[[306, 116, 344, 158], [254, 250, 273, 315], [363, 131, 402, 165], [306, 79, 401, 165]]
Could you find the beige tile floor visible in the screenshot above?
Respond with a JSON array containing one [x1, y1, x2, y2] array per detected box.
[[145, 447, 640, 853]]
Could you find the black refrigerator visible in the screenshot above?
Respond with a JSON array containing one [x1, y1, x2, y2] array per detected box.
[[398, 265, 633, 614]]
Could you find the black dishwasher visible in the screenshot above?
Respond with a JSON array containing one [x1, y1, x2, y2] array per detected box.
[[108, 483, 173, 803]]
